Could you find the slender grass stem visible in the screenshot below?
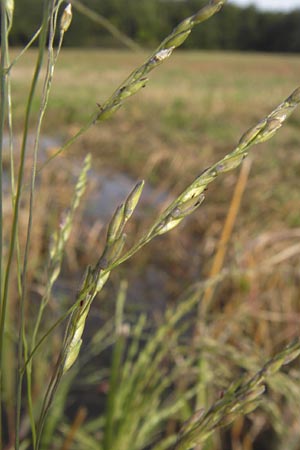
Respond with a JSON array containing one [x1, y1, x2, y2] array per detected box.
[[7, 44, 23, 302], [37, 115, 97, 172], [8, 27, 42, 72], [8, 0, 63, 73], [5, 10, 21, 445], [103, 281, 127, 450], [35, 355, 65, 450], [21, 3, 62, 444], [13, 3, 51, 448], [0, 0, 9, 442]]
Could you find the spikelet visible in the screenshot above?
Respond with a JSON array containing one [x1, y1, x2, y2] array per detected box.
[[60, 3, 72, 34], [6, 0, 14, 30]]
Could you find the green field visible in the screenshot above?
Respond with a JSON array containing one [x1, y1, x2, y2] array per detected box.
[[4, 48, 300, 449]]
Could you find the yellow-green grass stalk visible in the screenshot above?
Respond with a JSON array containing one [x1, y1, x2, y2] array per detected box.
[[27, 153, 90, 447], [176, 339, 300, 449], [1, 0, 24, 442], [103, 280, 127, 450], [17, 3, 73, 447], [39, 0, 227, 170], [98, 87, 300, 276], [34, 179, 145, 446], [2, 1, 73, 448], [0, 0, 10, 442], [14, 4, 55, 447]]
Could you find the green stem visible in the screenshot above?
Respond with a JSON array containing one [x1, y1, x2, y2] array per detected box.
[[13, 2, 51, 448], [103, 282, 127, 450], [8, 27, 42, 72], [23, 4, 65, 445], [0, 0, 9, 443], [37, 114, 97, 172]]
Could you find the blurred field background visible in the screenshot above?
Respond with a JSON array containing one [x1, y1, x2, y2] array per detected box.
[[9, 48, 300, 291], [2, 2, 300, 449]]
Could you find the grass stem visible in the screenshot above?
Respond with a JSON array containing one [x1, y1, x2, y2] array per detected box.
[[0, 0, 9, 443], [13, 2, 52, 447]]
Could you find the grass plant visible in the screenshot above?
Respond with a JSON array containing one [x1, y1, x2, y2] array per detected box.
[[0, 0, 300, 449]]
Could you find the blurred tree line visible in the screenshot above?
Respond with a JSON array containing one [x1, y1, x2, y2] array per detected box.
[[9, 0, 300, 52]]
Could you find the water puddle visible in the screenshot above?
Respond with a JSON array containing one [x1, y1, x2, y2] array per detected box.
[[2, 133, 171, 222], [85, 168, 170, 223]]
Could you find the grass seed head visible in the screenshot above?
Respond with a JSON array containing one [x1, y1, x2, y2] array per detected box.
[[155, 216, 184, 235], [118, 78, 149, 100], [238, 120, 267, 148], [107, 203, 125, 244], [6, 0, 14, 26], [289, 86, 300, 103], [96, 270, 110, 292], [124, 180, 144, 221], [164, 30, 192, 49], [60, 3, 72, 33], [174, 17, 194, 34], [194, 0, 226, 24]]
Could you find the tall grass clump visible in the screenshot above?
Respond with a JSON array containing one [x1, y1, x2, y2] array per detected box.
[[0, 0, 300, 449]]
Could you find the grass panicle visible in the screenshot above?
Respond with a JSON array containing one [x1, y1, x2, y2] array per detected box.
[[92, 86, 300, 276], [40, 0, 227, 168], [176, 339, 300, 450]]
